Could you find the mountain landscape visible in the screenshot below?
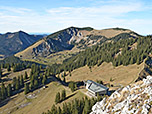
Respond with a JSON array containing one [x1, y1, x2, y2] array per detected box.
[[1, 0, 152, 114], [15, 27, 140, 65], [0, 31, 45, 57], [0, 26, 152, 114]]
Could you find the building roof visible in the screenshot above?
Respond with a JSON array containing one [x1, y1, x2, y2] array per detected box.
[[86, 80, 108, 93]]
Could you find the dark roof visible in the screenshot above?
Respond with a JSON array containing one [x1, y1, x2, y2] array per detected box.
[[86, 80, 108, 93]]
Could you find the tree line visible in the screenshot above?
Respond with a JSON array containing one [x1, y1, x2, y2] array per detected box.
[[24, 64, 49, 94], [47, 36, 152, 75], [0, 63, 47, 101], [0, 73, 24, 101], [43, 95, 103, 114]]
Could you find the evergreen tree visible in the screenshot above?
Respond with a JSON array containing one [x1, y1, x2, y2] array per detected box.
[[130, 57, 135, 64], [0, 67, 2, 80], [97, 93, 102, 102], [13, 64, 17, 72], [83, 98, 91, 114], [16, 77, 20, 90], [62, 103, 69, 114], [57, 107, 62, 114], [24, 71, 28, 80], [136, 57, 140, 65], [12, 77, 17, 90], [42, 75, 47, 85], [27, 63, 31, 68], [1, 82, 6, 100], [20, 75, 24, 87], [55, 92, 60, 104], [7, 84, 12, 97], [7, 64, 11, 72], [40, 73, 43, 84], [50, 105, 57, 114], [61, 89, 66, 101], [1, 64, 4, 69], [34, 79, 38, 89], [68, 82, 76, 92], [24, 83, 30, 94]]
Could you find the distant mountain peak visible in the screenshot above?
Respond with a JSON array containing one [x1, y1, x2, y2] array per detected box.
[[0, 31, 44, 56]]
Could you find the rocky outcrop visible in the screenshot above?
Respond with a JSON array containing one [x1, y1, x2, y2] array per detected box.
[[91, 76, 152, 114], [31, 27, 81, 57]]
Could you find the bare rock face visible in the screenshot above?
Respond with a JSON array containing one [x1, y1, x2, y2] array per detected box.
[[31, 27, 81, 57], [90, 76, 152, 114]]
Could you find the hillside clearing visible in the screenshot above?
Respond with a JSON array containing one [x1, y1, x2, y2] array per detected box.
[[66, 62, 144, 87], [0, 82, 86, 114]]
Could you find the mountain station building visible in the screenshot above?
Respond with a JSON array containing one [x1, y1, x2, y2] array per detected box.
[[84, 80, 109, 96]]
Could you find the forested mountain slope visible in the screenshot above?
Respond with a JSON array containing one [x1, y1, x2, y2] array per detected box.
[[15, 27, 140, 60], [48, 35, 152, 75]]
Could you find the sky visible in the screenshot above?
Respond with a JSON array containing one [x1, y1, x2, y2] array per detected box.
[[0, 0, 152, 35]]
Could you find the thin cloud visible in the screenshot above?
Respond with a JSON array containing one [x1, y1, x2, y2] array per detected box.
[[0, 6, 31, 15], [0, 0, 151, 35]]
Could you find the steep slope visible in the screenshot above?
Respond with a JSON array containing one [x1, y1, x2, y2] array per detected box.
[[15, 27, 140, 60], [91, 75, 152, 114], [0, 31, 44, 56]]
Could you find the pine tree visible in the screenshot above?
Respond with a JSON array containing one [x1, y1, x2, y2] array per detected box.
[[1, 64, 4, 69], [1, 82, 6, 100], [34, 79, 38, 89], [24, 71, 28, 80], [20, 75, 24, 87], [0, 67, 2, 80], [24, 83, 29, 94], [68, 82, 75, 92], [42, 75, 47, 85], [30, 79, 34, 90], [50, 105, 57, 114], [61, 89, 66, 101], [27, 63, 31, 68], [7, 84, 12, 97], [83, 98, 91, 114], [12, 77, 17, 90], [62, 103, 69, 114], [130, 57, 135, 64], [55, 92, 60, 104], [57, 107, 62, 114], [40, 73, 43, 84], [136, 56, 140, 65], [13, 64, 17, 72], [7, 64, 11, 72], [97, 93, 102, 102], [16, 77, 20, 90]]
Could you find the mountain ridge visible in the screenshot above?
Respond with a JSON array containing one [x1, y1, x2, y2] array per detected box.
[[15, 27, 140, 60], [0, 31, 45, 57]]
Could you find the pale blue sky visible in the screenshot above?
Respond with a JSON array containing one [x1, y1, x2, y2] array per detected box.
[[0, 0, 152, 35]]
